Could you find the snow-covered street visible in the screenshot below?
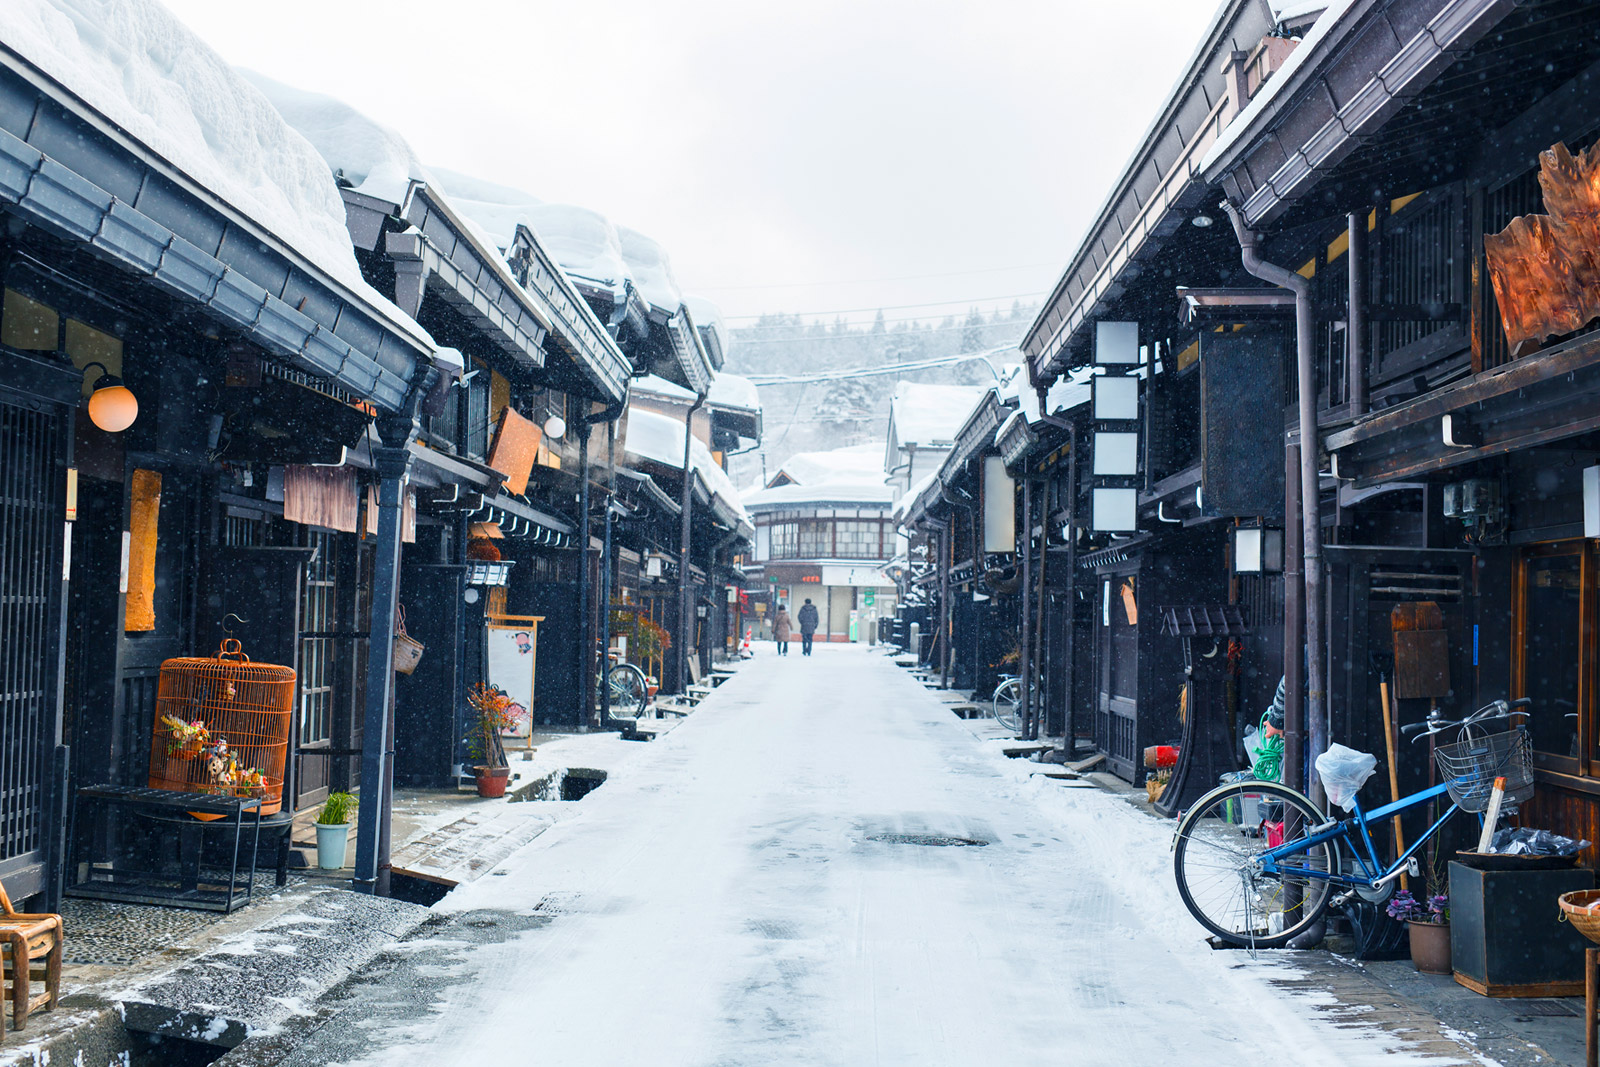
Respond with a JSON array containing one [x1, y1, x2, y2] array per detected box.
[[278, 646, 1482, 1067]]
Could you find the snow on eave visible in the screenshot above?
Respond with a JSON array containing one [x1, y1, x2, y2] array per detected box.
[[1199, 2, 1356, 179], [741, 481, 896, 511], [2, 2, 434, 352], [888, 382, 994, 450], [621, 408, 749, 524]]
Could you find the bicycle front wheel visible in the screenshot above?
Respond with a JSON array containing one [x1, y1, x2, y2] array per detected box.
[[1172, 781, 1335, 948], [606, 663, 649, 719], [992, 680, 1022, 731]]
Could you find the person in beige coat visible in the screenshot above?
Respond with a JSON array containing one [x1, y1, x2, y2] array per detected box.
[[772, 604, 792, 656]]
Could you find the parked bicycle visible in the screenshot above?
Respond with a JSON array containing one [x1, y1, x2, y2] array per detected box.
[[603, 660, 651, 720], [1170, 697, 1533, 948]]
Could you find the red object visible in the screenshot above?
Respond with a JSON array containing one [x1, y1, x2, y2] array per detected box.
[[1265, 821, 1285, 848], [1143, 745, 1179, 769], [474, 766, 510, 798]]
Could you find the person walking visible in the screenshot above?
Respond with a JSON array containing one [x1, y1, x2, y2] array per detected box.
[[797, 598, 819, 657], [772, 603, 792, 656]]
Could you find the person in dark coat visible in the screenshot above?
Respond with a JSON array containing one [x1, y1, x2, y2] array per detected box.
[[772, 604, 792, 656], [797, 598, 820, 656]]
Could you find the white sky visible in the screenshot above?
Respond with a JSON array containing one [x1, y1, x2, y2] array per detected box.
[[158, 0, 1223, 326]]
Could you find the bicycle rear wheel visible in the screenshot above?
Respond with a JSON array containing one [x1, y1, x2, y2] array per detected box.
[[992, 679, 1022, 731], [1172, 781, 1335, 948], [606, 663, 649, 719]]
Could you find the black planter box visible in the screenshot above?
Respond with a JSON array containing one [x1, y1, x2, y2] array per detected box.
[[1448, 860, 1594, 996]]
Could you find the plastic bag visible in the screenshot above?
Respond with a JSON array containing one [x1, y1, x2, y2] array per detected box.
[[1486, 827, 1591, 856], [1314, 744, 1378, 811]]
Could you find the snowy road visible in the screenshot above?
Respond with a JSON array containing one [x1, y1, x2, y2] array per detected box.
[[298, 646, 1483, 1067]]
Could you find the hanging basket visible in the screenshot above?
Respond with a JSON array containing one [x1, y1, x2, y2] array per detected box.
[[394, 605, 424, 675]]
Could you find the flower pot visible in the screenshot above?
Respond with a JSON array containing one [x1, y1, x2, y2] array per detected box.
[[1407, 920, 1452, 974], [474, 765, 511, 798], [315, 822, 350, 870]]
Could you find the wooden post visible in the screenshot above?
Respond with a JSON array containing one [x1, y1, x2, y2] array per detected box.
[[1587, 946, 1598, 1067]]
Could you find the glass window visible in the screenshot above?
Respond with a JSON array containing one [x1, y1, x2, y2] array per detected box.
[[835, 520, 883, 559], [799, 520, 830, 558], [1, 288, 60, 352], [66, 319, 124, 395], [769, 522, 798, 560], [1522, 550, 1582, 760]]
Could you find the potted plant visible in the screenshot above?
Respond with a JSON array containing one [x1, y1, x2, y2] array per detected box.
[[316, 792, 356, 870], [466, 683, 525, 798], [1387, 888, 1451, 974]]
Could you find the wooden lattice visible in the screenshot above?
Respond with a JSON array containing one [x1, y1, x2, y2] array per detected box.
[[147, 639, 295, 816]]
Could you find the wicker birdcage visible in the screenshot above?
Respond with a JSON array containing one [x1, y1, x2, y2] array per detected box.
[[147, 639, 295, 817]]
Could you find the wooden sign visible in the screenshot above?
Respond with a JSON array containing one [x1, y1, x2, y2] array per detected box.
[[486, 408, 543, 496], [1485, 141, 1600, 358]]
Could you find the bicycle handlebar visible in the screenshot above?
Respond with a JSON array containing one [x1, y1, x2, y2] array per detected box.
[[1404, 697, 1530, 742]]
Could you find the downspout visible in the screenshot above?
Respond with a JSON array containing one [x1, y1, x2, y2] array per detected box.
[[1019, 473, 1033, 738], [1222, 200, 1325, 798], [579, 392, 628, 726], [676, 393, 707, 693], [599, 417, 618, 724], [1347, 212, 1367, 417], [937, 481, 973, 691]]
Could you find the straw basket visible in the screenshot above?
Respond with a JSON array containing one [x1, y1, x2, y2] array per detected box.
[[1557, 889, 1600, 946], [147, 639, 294, 818], [393, 605, 424, 675]]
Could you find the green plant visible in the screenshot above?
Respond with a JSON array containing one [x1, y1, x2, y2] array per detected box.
[[318, 792, 356, 826]]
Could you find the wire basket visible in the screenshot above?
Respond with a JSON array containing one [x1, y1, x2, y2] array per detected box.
[[1432, 726, 1534, 813]]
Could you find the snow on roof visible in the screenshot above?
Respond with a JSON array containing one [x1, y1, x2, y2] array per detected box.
[[888, 382, 993, 449], [892, 470, 940, 522], [684, 295, 730, 357], [629, 372, 761, 416], [771, 443, 886, 487], [1199, 2, 1355, 176], [528, 204, 632, 293], [427, 167, 541, 249], [1024, 366, 1094, 424], [243, 72, 429, 205], [742, 481, 895, 510], [6, 0, 428, 344], [1270, 0, 1332, 23], [622, 408, 749, 525], [706, 373, 760, 414], [616, 226, 683, 313]]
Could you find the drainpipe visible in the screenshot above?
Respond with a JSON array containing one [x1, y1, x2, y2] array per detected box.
[[676, 394, 707, 693], [599, 419, 617, 724], [577, 394, 629, 725], [354, 410, 418, 896], [938, 520, 953, 688], [1223, 200, 1325, 798], [1018, 474, 1033, 739], [1347, 212, 1367, 418]]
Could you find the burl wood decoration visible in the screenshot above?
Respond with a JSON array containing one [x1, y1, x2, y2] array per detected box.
[[1485, 142, 1600, 358]]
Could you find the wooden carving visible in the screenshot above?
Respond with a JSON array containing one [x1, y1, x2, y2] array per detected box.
[[1485, 141, 1600, 357]]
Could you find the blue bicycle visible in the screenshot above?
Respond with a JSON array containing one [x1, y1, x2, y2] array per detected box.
[[1171, 698, 1534, 948]]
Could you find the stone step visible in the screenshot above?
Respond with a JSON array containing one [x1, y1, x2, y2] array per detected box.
[[389, 806, 555, 887]]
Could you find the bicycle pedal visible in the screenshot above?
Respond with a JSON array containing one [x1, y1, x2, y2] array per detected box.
[[1407, 856, 1420, 878]]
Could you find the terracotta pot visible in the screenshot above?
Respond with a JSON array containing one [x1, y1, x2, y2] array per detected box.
[[1407, 920, 1452, 974], [474, 765, 511, 798]]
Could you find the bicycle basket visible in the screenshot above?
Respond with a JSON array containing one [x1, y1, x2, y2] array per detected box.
[[1432, 727, 1534, 813]]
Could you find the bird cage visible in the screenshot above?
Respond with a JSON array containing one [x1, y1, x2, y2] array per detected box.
[[147, 639, 295, 817]]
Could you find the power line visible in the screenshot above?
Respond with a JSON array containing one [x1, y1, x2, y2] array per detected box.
[[723, 290, 1048, 321], [693, 262, 1059, 292]]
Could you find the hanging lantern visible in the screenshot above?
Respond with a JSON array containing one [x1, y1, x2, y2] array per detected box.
[[82, 361, 138, 432]]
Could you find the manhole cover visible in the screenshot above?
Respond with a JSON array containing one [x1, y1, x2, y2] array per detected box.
[[866, 833, 988, 847], [1513, 1000, 1579, 1018]]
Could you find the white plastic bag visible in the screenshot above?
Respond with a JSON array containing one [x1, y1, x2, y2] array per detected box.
[[1315, 743, 1378, 811]]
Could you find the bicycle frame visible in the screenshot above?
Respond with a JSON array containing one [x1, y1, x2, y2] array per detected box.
[[1255, 780, 1466, 890]]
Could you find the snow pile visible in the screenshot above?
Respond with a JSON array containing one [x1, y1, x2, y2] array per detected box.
[[4, 0, 414, 330], [888, 382, 993, 448], [242, 71, 429, 205], [428, 167, 544, 251], [530, 204, 633, 292], [617, 226, 683, 313]]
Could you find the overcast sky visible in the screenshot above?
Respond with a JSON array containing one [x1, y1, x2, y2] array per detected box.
[[160, 0, 1222, 328]]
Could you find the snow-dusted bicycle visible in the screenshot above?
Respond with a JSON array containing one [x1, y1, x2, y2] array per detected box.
[[1170, 698, 1533, 948]]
